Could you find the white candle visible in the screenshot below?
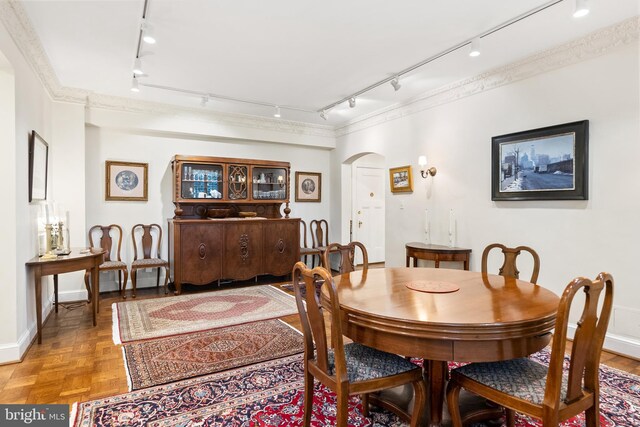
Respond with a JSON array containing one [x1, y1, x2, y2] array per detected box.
[[449, 209, 454, 234], [45, 204, 50, 224]]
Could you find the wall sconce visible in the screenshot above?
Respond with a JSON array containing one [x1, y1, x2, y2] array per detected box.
[[418, 155, 437, 178]]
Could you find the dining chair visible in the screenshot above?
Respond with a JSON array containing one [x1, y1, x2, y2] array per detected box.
[[292, 261, 427, 426], [84, 224, 129, 302], [300, 219, 322, 267], [446, 272, 614, 427], [322, 241, 368, 275], [481, 243, 541, 284], [310, 218, 329, 249], [130, 223, 169, 298]]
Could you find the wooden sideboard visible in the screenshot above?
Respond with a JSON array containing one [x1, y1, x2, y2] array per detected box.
[[168, 218, 300, 294]]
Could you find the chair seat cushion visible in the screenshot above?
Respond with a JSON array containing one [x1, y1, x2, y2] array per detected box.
[[131, 258, 167, 268], [326, 342, 419, 382], [453, 358, 567, 405], [100, 260, 127, 269]]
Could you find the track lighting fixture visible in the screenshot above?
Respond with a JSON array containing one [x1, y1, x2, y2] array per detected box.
[[348, 97, 356, 108], [390, 76, 401, 91], [133, 57, 144, 75], [200, 96, 209, 107], [131, 77, 140, 92], [573, 0, 589, 18], [320, 110, 328, 120], [469, 38, 481, 57], [274, 106, 281, 118], [142, 21, 156, 44]]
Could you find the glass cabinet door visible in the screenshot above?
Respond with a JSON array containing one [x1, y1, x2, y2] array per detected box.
[[181, 163, 223, 199], [252, 167, 287, 200], [228, 164, 248, 200]]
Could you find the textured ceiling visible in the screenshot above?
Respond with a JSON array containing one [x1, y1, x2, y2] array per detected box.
[[19, 0, 640, 126]]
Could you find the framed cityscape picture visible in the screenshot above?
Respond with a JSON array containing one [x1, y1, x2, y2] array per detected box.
[[105, 161, 148, 201], [491, 120, 588, 201]]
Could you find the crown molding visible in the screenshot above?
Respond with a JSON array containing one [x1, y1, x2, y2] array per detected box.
[[335, 16, 640, 137]]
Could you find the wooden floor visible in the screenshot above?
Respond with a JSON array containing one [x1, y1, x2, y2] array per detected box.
[[0, 281, 638, 408]]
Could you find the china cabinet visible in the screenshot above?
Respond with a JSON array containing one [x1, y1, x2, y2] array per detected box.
[[168, 155, 299, 293]]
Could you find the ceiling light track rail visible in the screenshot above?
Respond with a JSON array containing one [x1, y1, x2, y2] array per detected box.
[[317, 0, 564, 113]]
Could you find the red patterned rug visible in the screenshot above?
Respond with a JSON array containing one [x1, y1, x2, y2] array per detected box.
[[72, 350, 639, 426], [112, 285, 298, 343], [122, 319, 304, 390]]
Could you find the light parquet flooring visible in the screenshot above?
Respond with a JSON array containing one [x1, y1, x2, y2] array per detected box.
[[0, 279, 638, 408]]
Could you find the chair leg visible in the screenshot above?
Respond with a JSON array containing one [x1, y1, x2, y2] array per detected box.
[[361, 393, 369, 417], [446, 379, 463, 427], [156, 268, 160, 287], [410, 378, 427, 427], [83, 270, 92, 303], [303, 371, 314, 427], [120, 268, 129, 299], [117, 270, 122, 292], [505, 408, 516, 427], [336, 388, 349, 427], [163, 266, 169, 295], [131, 269, 137, 298], [585, 403, 599, 427]]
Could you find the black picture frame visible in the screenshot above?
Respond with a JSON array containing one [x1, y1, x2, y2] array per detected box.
[[491, 120, 588, 201], [28, 130, 49, 203]]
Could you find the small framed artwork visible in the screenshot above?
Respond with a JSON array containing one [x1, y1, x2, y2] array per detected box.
[[28, 130, 49, 202], [295, 171, 321, 202], [105, 161, 148, 201], [389, 165, 413, 193], [491, 120, 588, 201]]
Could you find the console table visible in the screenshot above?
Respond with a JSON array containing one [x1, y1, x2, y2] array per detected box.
[[26, 248, 104, 344], [405, 242, 472, 270]]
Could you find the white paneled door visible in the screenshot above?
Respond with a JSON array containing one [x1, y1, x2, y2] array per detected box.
[[354, 166, 385, 264]]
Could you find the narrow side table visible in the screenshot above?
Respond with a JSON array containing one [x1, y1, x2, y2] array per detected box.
[[26, 248, 104, 344], [405, 242, 472, 270]]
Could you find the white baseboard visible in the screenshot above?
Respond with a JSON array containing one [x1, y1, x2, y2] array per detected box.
[[568, 324, 640, 360], [0, 297, 54, 363]]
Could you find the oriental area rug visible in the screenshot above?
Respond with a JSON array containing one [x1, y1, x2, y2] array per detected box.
[[122, 319, 304, 391], [112, 285, 298, 344], [72, 350, 640, 427]]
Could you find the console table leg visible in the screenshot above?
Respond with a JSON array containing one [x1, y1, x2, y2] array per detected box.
[[54, 274, 59, 313], [91, 266, 98, 326], [34, 267, 42, 344]]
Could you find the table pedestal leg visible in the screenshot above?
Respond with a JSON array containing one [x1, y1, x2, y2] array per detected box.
[[427, 359, 447, 427]]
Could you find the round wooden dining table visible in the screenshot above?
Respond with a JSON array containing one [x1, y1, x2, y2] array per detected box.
[[328, 267, 560, 427]]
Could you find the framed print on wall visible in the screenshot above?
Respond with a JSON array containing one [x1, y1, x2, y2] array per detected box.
[[295, 171, 321, 202], [389, 165, 413, 193], [105, 161, 148, 201], [28, 130, 49, 202], [491, 120, 588, 201]]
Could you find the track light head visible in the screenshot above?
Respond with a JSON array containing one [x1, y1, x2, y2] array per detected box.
[[390, 77, 401, 91], [469, 38, 481, 57], [133, 57, 144, 75], [348, 97, 356, 108], [274, 106, 281, 118], [141, 21, 156, 44], [131, 77, 140, 92], [320, 110, 329, 120], [200, 96, 209, 107], [573, 0, 589, 18]]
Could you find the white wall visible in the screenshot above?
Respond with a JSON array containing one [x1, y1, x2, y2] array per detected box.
[[0, 22, 53, 362], [334, 41, 640, 356], [84, 124, 332, 292]]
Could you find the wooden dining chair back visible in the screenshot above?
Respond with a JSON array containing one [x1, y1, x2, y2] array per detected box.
[[481, 243, 541, 284], [310, 219, 329, 249], [300, 219, 322, 267], [292, 261, 426, 426], [446, 272, 614, 427], [322, 241, 369, 275], [84, 224, 129, 300], [130, 223, 169, 297]]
